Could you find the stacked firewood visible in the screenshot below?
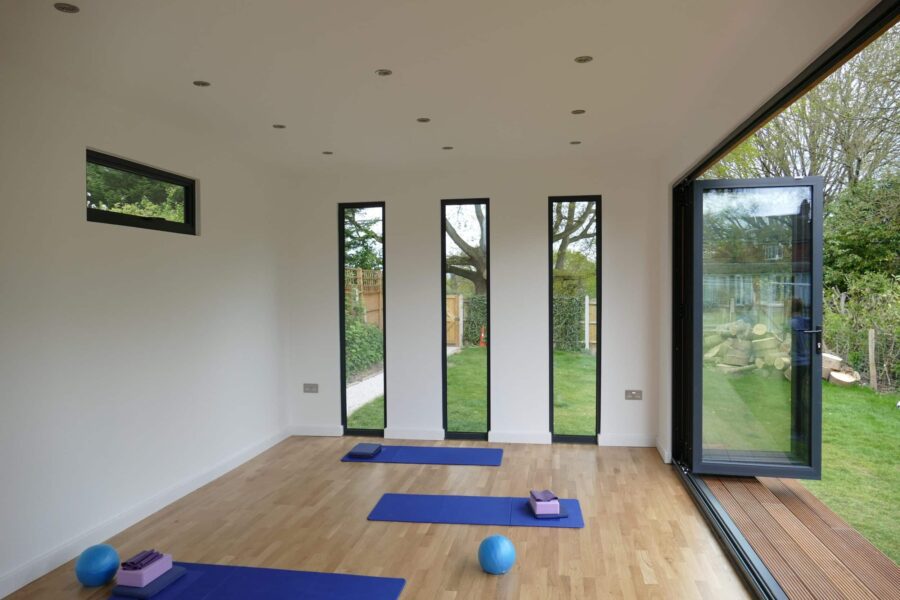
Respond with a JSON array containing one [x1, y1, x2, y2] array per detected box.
[[703, 320, 860, 385]]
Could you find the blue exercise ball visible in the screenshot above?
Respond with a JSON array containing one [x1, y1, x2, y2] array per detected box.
[[478, 534, 516, 575], [75, 544, 119, 587]]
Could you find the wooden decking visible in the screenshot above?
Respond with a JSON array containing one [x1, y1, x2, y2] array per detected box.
[[704, 476, 900, 599]]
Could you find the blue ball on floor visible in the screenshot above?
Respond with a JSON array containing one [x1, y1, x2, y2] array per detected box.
[[478, 534, 516, 575], [75, 544, 119, 587]]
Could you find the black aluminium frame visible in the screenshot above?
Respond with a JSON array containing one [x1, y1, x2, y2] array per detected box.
[[671, 2, 898, 597], [339, 202, 387, 437], [441, 198, 491, 440], [86, 149, 196, 236], [686, 177, 823, 479], [549, 196, 601, 444]]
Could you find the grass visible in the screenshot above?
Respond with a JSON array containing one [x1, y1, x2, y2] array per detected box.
[[349, 347, 597, 434], [704, 366, 899, 562], [802, 384, 899, 563], [348, 394, 383, 429], [446, 346, 489, 432], [552, 350, 597, 435]]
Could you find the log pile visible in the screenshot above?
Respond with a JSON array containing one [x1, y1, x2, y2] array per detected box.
[[704, 321, 860, 385]]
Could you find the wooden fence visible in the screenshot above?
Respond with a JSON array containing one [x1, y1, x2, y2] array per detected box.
[[345, 268, 383, 330], [446, 294, 464, 346]]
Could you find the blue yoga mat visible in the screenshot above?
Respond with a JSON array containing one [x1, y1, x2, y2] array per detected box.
[[368, 493, 584, 529], [109, 562, 405, 600], [342, 445, 502, 466]]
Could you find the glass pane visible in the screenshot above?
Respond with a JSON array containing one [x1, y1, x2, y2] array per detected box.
[[342, 206, 385, 430], [551, 199, 598, 436], [444, 203, 488, 433], [86, 162, 186, 223], [701, 186, 813, 465]]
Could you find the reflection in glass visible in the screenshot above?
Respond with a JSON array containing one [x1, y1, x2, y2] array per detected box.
[[550, 199, 599, 436], [701, 186, 813, 465], [444, 202, 489, 434], [342, 205, 385, 430]]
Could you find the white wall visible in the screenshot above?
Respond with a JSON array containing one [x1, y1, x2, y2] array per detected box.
[[282, 158, 664, 446], [0, 66, 290, 596]]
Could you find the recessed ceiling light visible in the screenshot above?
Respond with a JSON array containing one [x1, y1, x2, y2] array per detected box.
[[375, 68, 393, 76], [272, 124, 286, 129], [442, 146, 454, 150], [574, 56, 593, 64], [322, 151, 334, 155], [417, 117, 431, 123], [571, 109, 586, 115], [53, 3, 79, 13], [192, 80, 211, 87], [570, 140, 582, 145]]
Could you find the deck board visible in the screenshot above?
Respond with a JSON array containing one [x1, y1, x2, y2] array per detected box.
[[704, 476, 900, 599]]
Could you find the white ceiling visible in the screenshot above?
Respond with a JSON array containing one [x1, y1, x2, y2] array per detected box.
[[0, 0, 879, 175]]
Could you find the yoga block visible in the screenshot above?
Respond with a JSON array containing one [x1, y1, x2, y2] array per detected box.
[[116, 554, 172, 588], [529, 496, 560, 515], [349, 443, 382, 458]]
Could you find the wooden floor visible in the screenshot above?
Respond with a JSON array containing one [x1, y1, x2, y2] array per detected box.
[[704, 476, 900, 599], [12, 438, 748, 599]]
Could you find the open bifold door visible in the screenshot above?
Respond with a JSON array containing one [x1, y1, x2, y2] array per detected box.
[[674, 177, 823, 479]]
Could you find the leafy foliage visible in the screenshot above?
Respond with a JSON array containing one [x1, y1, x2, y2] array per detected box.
[[343, 207, 383, 270], [86, 162, 185, 222], [824, 273, 900, 384], [552, 296, 583, 351], [344, 317, 384, 378], [824, 176, 900, 289], [463, 295, 488, 346]]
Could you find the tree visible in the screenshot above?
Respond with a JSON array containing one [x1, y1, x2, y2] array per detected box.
[[343, 208, 383, 270], [445, 204, 488, 295], [551, 201, 597, 270], [705, 25, 900, 208], [444, 201, 597, 295], [824, 175, 900, 289]]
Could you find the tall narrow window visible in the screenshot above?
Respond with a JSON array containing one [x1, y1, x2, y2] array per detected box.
[[549, 196, 600, 441], [442, 199, 490, 438], [339, 203, 386, 434]]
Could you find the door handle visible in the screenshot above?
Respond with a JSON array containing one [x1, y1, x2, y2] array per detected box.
[[804, 328, 823, 354]]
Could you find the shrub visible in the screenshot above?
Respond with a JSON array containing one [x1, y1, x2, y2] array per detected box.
[[553, 296, 583, 351], [463, 295, 488, 346], [344, 318, 383, 378], [824, 272, 900, 388]]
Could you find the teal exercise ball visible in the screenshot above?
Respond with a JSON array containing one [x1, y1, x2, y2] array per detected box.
[[478, 534, 516, 575], [75, 544, 119, 587]]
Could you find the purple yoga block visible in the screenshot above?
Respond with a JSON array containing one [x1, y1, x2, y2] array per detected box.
[[529, 496, 560, 516], [116, 554, 172, 588]]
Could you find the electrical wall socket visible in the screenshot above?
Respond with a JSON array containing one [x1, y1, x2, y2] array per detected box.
[[625, 389, 642, 400], [303, 383, 319, 393]]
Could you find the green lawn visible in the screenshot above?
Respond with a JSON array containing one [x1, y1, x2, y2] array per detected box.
[[552, 350, 597, 435], [704, 366, 899, 563], [350, 347, 597, 434], [446, 346, 489, 432], [803, 384, 899, 563], [348, 394, 383, 429]]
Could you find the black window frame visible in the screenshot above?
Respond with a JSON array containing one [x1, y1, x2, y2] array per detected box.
[[86, 149, 197, 236], [441, 198, 491, 441], [548, 195, 602, 444], [338, 201, 387, 437]]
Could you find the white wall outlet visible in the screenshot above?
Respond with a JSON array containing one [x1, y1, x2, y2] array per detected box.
[[625, 389, 642, 400], [303, 383, 319, 393]]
